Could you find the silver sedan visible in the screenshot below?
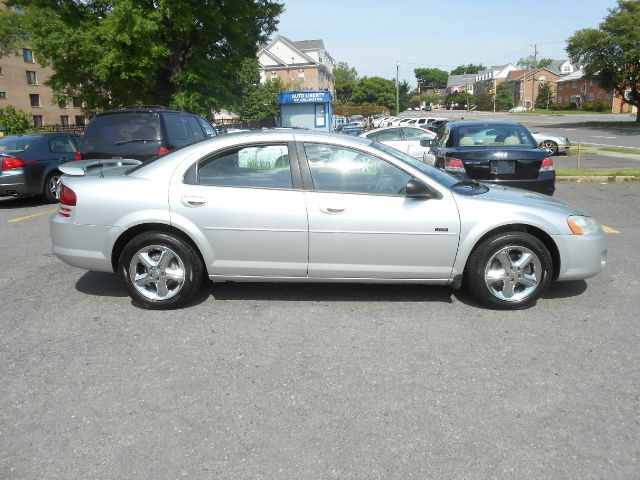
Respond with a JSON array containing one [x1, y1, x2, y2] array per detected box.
[[50, 130, 606, 310], [530, 130, 571, 155]]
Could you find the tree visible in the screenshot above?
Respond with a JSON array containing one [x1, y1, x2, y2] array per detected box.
[[2, 0, 284, 117], [333, 61, 358, 104], [495, 82, 514, 111], [450, 64, 485, 75], [446, 92, 476, 110], [0, 105, 32, 135], [517, 56, 553, 70], [235, 59, 284, 121], [536, 82, 554, 109], [567, 0, 640, 121], [414, 68, 448, 89]]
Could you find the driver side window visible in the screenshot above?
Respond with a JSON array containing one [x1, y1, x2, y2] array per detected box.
[[304, 143, 412, 196]]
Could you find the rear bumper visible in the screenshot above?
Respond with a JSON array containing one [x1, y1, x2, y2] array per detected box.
[[0, 169, 29, 196], [480, 171, 556, 195], [50, 213, 117, 272]]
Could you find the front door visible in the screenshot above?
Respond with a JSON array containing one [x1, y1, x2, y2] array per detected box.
[[301, 143, 460, 280]]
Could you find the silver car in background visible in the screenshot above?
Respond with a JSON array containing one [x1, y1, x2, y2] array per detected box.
[[50, 130, 605, 310], [530, 130, 571, 155]]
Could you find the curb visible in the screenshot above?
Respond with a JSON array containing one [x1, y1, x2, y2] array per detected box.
[[556, 175, 640, 183]]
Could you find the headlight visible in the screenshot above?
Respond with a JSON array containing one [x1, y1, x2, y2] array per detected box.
[[567, 215, 600, 235]]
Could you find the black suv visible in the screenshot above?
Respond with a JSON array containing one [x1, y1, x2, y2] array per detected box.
[[76, 106, 216, 162]]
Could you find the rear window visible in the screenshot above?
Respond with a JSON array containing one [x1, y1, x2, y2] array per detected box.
[[0, 135, 39, 152], [83, 114, 161, 143], [453, 124, 536, 148]]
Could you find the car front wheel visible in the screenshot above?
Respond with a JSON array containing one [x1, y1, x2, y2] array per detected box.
[[119, 232, 204, 309], [465, 232, 553, 309]]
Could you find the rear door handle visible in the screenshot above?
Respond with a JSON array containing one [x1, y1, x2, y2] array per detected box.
[[181, 196, 207, 207], [319, 205, 346, 215]]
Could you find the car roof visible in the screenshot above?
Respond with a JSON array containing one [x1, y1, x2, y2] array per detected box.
[[447, 120, 524, 128], [95, 106, 191, 116]]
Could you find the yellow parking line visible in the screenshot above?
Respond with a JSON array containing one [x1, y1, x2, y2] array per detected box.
[[602, 225, 620, 234], [7, 208, 57, 223]]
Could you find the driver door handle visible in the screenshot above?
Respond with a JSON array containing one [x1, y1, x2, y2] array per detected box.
[[319, 205, 346, 215], [182, 196, 207, 207]]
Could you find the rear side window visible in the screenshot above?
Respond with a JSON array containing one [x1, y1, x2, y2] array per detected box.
[[186, 144, 292, 189], [197, 117, 216, 137], [49, 136, 77, 153], [0, 135, 38, 152], [185, 116, 205, 141], [82, 114, 160, 143], [163, 114, 190, 143]]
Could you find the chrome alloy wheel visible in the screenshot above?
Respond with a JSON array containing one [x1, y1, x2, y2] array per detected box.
[[541, 140, 558, 155], [484, 245, 542, 302], [48, 174, 62, 200], [128, 245, 186, 301]]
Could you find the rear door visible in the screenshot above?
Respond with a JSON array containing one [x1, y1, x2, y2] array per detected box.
[[170, 141, 308, 277]]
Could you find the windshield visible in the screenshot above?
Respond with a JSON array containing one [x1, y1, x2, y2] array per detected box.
[[0, 135, 39, 152], [371, 142, 460, 187], [453, 124, 536, 148], [82, 113, 161, 143]]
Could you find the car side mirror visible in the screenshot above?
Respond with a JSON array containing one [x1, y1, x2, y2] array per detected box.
[[405, 179, 438, 199], [420, 138, 434, 147]]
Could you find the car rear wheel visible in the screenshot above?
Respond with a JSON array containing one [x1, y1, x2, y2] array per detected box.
[[119, 232, 204, 309], [465, 232, 552, 309], [541, 140, 558, 155], [42, 172, 61, 203]]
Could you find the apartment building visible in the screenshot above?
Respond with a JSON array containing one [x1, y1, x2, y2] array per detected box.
[[258, 36, 335, 96], [556, 70, 636, 113]]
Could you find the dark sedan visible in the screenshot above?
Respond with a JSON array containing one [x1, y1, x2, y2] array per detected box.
[[0, 133, 80, 202], [429, 121, 555, 195]]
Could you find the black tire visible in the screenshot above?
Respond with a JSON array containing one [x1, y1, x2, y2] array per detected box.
[[41, 171, 62, 203], [465, 232, 553, 310], [541, 140, 558, 155], [118, 232, 204, 309]]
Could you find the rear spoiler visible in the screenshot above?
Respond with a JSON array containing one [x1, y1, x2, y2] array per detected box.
[[59, 159, 142, 176]]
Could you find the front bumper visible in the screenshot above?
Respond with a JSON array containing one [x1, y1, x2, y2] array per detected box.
[[552, 229, 607, 281]]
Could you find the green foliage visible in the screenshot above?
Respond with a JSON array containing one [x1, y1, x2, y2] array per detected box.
[[234, 58, 284, 121], [495, 82, 514, 110], [535, 82, 554, 109], [333, 61, 358, 104], [567, 0, 640, 121], [548, 102, 575, 111], [446, 92, 475, 110], [517, 56, 553, 70], [333, 105, 388, 117], [350, 77, 395, 110], [414, 68, 448, 89], [581, 101, 611, 112], [450, 64, 485, 75], [5, 0, 284, 117], [475, 94, 493, 111], [0, 7, 24, 55], [0, 105, 32, 135]]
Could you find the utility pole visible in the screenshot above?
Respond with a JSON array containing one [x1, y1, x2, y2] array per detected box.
[[465, 67, 469, 112], [532, 44, 538, 111], [396, 62, 400, 115]]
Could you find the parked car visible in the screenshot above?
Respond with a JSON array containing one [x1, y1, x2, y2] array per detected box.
[[529, 130, 571, 155], [360, 126, 436, 161], [51, 130, 606, 310], [509, 106, 527, 113], [0, 133, 80, 202], [402, 116, 448, 128], [338, 125, 366, 136], [346, 115, 366, 128], [429, 121, 555, 195], [422, 119, 450, 133], [76, 106, 216, 163]]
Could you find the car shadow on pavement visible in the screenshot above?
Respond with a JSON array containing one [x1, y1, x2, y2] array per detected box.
[[541, 280, 588, 299], [76, 271, 128, 298], [0, 196, 50, 209], [207, 281, 455, 304]]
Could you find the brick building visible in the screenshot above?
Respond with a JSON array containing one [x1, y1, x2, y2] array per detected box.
[[556, 70, 636, 113], [0, 4, 84, 128]]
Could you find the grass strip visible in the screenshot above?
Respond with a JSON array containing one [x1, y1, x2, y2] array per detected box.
[[556, 167, 640, 176]]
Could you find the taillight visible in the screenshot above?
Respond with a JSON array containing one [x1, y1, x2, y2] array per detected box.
[[2, 156, 26, 170], [158, 146, 170, 155], [444, 157, 465, 173], [540, 157, 554, 171], [60, 185, 77, 206], [75, 151, 82, 160]]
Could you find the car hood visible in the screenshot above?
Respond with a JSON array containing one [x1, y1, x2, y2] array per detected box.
[[470, 182, 591, 216]]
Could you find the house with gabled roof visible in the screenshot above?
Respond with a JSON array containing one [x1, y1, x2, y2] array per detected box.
[[505, 68, 561, 109], [258, 36, 335, 96], [473, 64, 519, 96]]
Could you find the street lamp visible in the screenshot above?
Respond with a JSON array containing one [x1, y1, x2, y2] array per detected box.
[[396, 61, 400, 114]]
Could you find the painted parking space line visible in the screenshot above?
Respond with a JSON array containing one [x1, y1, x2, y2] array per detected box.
[[591, 135, 617, 139], [7, 208, 57, 223], [602, 225, 620, 234]]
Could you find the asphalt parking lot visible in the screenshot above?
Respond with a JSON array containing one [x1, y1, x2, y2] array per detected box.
[[1, 183, 639, 479]]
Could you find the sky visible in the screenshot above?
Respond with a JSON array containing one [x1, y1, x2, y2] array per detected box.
[[274, 0, 619, 86]]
